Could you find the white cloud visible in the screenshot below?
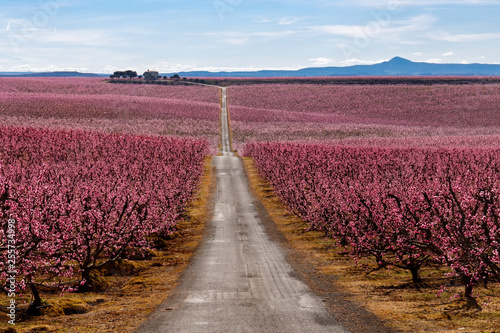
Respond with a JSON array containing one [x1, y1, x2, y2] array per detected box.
[[279, 16, 301, 25], [138, 60, 306, 73], [341, 58, 387, 66], [309, 57, 334, 65], [443, 51, 454, 56], [425, 58, 442, 63], [310, 25, 366, 38], [8, 64, 92, 72], [197, 65, 305, 72], [11, 64, 32, 71], [310, 14, 436, 43], [190, 30, 301, 45], [251, 31, 300, 37], [413, 52, 424, 56], [391, 14, 437, 32], [40, 29, 117, 46], [102, 65, 121, 73], [4, 25, 118, 47], [6, 20, 18, 31], [432, 32, 500, 42], [253, 18, 273, 23], [252, 15, 305, 25], [143, 61, 197, 72], [224, 38, 248, 45], [5, 19, 42, 35]]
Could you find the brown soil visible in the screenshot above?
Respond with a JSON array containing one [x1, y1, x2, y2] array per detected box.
[[241, 156, 500, 333], [0, 157, 215, 333]]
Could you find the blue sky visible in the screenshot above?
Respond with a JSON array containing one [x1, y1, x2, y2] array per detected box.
[[1, 0, 499, 73]]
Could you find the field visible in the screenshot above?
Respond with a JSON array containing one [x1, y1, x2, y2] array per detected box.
[[198, 76, 500, 87], [0, 78, 221, 152], [1, 77, 500, 332], [228, 83, 500, 149]]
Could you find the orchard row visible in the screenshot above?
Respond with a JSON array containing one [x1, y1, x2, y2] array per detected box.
[[244, 142, 500, 298], [0, 127, 208, 302]]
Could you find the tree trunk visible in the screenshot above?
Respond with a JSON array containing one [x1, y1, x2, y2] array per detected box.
[[27, 282, 42, 314], [464, 281, 474, 299], [460, 275, 475, 299], [78, 267, 92, 292], [410, 267, 422, 284]]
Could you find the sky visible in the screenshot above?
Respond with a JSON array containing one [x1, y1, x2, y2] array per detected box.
[[1, 0, 500, 73]]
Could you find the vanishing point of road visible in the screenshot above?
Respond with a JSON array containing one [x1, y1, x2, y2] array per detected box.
[[137, 87, 350, 333]]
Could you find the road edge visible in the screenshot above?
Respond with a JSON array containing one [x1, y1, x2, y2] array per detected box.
[[240, 156, 399, 333]]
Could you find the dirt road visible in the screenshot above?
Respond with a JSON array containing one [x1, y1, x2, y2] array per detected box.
[[137, 88, 349, 332]]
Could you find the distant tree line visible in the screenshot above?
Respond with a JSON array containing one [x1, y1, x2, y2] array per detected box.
[[109, 71, 190, 81], [110, 70, 137, 79], [108, 71, 208, 84], [108, 78, 206, 86]]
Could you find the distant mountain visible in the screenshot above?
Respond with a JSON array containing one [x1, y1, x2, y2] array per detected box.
[[1, 58, 500, 78], [164, 57, 500, 77], [0, 71, 102, 78]]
